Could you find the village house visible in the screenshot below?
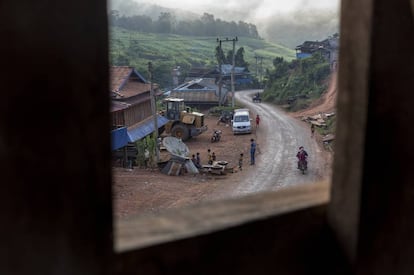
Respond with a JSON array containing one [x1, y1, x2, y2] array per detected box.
[[186, 64, 252, 87], [295, 34, 339, 70], [170, 78, 227, 107], [173, 64, 252, 107], [110, 66, 169, 160]]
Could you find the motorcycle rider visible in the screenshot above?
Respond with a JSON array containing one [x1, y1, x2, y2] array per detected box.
[[296, 146, 308, 169]]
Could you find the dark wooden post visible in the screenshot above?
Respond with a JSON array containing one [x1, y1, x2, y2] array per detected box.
[[0, 0, 114, 274]]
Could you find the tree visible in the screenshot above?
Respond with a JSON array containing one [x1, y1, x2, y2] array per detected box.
[[201, 13, 216, 36], [226, 49, 234, 64], [215, 45, 226, 65], [156, 12, 174, 33], [248, 23, 259, 38], [130, 15, 153, 32], [108, 11, 260, 39], [235, 47, 248, 68]]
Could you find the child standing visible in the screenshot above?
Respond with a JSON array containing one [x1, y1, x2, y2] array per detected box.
[[311, 124, 315, 138], [207, 149, 213, 165], [256, 114, 260, 128], [196, 152, 201, 168]]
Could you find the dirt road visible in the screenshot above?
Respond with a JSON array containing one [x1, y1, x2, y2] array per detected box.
[[112, 90, 333, 218], [207, 90, 331, 201]]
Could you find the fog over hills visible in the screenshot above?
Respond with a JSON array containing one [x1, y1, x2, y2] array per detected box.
[[109, 0, 340, 48]]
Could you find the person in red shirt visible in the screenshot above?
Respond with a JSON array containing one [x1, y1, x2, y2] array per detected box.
[[255, 114, 260, 128]]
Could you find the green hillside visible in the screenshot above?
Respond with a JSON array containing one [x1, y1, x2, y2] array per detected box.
[[109, 27, 296, 89], [263, 53, 331, 112]]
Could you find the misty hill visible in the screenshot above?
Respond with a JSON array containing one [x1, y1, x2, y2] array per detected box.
[[109, 27, 296, 89], [109, 0, 200, 21], [109, 0, 339, 48], [109, 11, 260, 39], [261, 10, 340, 48]]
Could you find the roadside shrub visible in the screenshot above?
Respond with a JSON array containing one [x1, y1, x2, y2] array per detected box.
[[209, 106, 238, 117]]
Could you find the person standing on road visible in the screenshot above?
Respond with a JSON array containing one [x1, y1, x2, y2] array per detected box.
[[196, 152, 201, 168], [311, 124, 315, 138], [250, 138, 256, 165], [256, 114, 260, 128]]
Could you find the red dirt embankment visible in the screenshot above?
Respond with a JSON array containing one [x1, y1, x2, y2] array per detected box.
[[290, 72, 337, 118]]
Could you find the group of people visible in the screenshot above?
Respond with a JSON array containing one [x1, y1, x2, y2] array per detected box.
[[189, 139, 257, 172], [237, 138, 257, 171], [190, 111, 308, 172], [190, 143, 308, 172], [243, 141, 309, 171], [191, 152, 202, 169], [190, 149, 217, 169]]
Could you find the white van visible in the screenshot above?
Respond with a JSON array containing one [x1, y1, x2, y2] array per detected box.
[[232, 108, 252, 135]]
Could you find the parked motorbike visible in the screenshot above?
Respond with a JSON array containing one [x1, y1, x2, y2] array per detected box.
[[216, 111, 233, 125], [211, 129, 222, 143]]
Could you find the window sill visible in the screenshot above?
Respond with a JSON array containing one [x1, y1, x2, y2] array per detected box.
[[114, 181, 330, 252]]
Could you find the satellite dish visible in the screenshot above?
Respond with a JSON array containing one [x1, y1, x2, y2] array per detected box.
[[162, 136, 190, 158], [161, 136, 199, 175]]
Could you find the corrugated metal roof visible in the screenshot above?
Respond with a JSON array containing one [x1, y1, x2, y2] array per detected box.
[[110, 66, 160, 99], [219, 64, 247, 75], [110, 66, 147, 90], [111, 127, 129, 151], [174, 78, 216, 91], [127, 115, 169, 142], [170, 91, 219, 103]]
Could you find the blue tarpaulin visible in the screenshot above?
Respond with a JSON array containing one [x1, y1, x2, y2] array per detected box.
[[296, 52, 312, 59], [111, 127, 129, 151], [235, 78, 253, 85], [127, 115, 169, 143]]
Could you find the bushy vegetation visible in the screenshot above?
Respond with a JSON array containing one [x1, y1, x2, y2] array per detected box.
[[109, 27, 296, 90], [208, 105, 242, 117], [262, 52, 331, 112], [134, 135, 157, 168]]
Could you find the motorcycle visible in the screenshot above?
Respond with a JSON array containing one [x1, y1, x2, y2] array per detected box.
[[298, 159, 307, 174], [216, 111, 233, 125], [211, 129, 222, 143]]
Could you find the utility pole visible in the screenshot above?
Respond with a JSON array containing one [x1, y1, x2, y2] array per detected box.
[[260, 56, 263, 85], [255, 55, 259, 77], [148, 62, 159, 163], [255, 55, 264, 86], [217, 39, 223, 106], [217, 37, 238, 107], [231, 37, 237, 108]]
